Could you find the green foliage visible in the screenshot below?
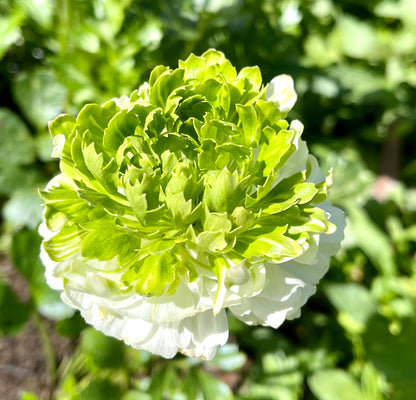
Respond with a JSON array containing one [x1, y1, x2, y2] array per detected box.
[[11, 229, 73, 320], [55, 311, 86, 337], [0, 279, 31, 335], [19, 392, 41, 400], [309, 369, 364, 400], [79, 379, 122, 400], [364, 316, 416, 400], [81, 328, 126, 370], [13, 68, 68, 128], [0, 0, 415, 399]]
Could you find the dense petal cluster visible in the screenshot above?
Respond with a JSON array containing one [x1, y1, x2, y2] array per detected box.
[[40, 50, 345, 360]]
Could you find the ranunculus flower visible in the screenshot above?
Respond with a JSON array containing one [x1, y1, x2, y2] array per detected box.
[[40, 50, 345, 360]]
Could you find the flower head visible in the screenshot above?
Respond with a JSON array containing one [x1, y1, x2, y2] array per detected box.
[[40, 50, 345, 360]]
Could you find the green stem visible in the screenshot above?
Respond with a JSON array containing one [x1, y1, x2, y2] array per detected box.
[[33, 312, 58, 386]]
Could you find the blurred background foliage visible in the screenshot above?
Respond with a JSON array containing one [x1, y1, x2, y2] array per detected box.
[[0, 0, 415, 399]]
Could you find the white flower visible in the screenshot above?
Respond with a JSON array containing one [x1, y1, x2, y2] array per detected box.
[[40, 50, 345, 360]]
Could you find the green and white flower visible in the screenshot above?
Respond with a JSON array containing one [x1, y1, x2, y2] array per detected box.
[[40, 50, 345, 360]]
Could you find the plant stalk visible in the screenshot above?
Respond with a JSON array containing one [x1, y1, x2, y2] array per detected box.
[[33, 312, 58, 386]]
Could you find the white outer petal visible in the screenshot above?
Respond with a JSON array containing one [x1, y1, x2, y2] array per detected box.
[[39, 244, 66, 290], [178, 309, 228, 360], [265, 74, 298, 114], [63, 286, 228, 360], [229, 203, 345, 327], [62, 267, 206, 323], [228, 265, 313, 328]]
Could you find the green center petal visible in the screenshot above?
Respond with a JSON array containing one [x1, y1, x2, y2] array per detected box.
[[41, 50, 335, 297]]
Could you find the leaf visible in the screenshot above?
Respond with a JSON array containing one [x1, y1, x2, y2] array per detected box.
[[55, 311, 87, 337], [35, 131, 54, 162], [19, 0, 54, 30], [361, 363, 388, 400], [311, 146, 375, 207], [11, 229, 73, 320], [242, 351, 303, 400], [0, 108, 35, 167], [12, 69, 68, 127], [347, 207, 395, 276], [336, 16, 383, 60], [10, 230, 42, 281], [0, 165, 42, 196], [308, 369, 364, 400], [195, 369, 233, 400], [182, 368, 235, 400], [148, 365, 180, 400], [121, 391, 152, 400], [208, 343, 247, 371], [363, 315, 416, 400], [19, 392, 41, 400], [2, 187, 44, 230], [81, 328, 125, 369], [79, 378, 122, 400], [0, 8, 24, 60], [35, 279, 73, 320], [324, 283, 377, 333], [0, 279, 31, 335]]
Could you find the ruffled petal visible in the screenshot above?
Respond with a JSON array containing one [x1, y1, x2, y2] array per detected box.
[[229, 264, 313, 328], [179, 309, 229, 360]]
